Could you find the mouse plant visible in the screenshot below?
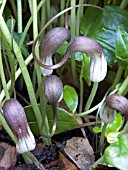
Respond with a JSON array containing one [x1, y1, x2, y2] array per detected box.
[[2, 98, 36, 154]]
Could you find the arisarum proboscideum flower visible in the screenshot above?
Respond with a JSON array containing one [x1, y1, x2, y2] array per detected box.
[[36, 35, 107, 82], [63, 36, 107, 82], [2, 98, 36, 154], [100, 94, 128, 124], [39, 27, 71, 76], [43, 75, 63, 137]]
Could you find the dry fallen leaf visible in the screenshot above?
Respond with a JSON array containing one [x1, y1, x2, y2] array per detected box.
[[59, 150, 78, 170], [64, 137, 95, 170], [0, 142, 17, 170]]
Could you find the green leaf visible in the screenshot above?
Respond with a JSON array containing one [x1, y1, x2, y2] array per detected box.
[[63, 85, 78, 113], [24, 105, 78, 135], [93, 126, 102, 133], [106, 113, 123, 137], [104, 135, 128, 170], [6, 18, 29, 58], [116, 27, 128, 60], [46, 106, 78, 134], [80, 54, 91, 86], [80, 6, 128, 65], [56, 42, 69, 55], [0, 0, 3, 4], [107, 131, 123, 144]]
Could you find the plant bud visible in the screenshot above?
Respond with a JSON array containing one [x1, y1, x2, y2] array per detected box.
[[45, 75, 63, 105], [39, 27, 71, 75], [2, 98, 36, 154]]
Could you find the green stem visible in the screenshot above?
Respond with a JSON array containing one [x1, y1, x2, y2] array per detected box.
[[9, 0, 17, 19], [1, 30, 15, 89], [123, 121, 128, 133], [84, 82, 99, 132], [19, 0, 45, 48], [0, 110, 16, 142], [79, 76, 84, 113], [98, 123, 107, 151], [25, 152, 45, 170], [84, 82, 99, 111], [0, 13, 42, 137], [75, 99, 104, 118], [28, 0, 32, 14], [23, 0, 27, 13], [76, 0, 84, 36], [117, 75, 128, 95], [120, 0, 128, 9], [0, 0, 7, 13], [89, 156, 104, 170], [0, 54, 33, 103], [60, 0, 65, 27], [70, 0, 79, 87], [40, 1, 46, 32], [17, 0, 22, 33], [46, 0, 52, 29], [0, 34, 10, 100], [111, 65, 123, 91], [32, 0, 51, 145]]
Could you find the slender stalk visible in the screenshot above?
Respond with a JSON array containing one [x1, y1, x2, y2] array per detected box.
[[60, 0, 65, 27], [0, 34, 10, 100], [120, 0, 128, 9], [98, 123, 107, 151], [19, 0, 45, 48], [83, 82, 99, 132], [23, 0, 27, 13], [76, 0, 84, 36], [111, 65, 123, 91], [84, 82, 99, 111], [70, 0, 79, 87], [32, 0, 51, 145], [117, 75, 128, 95], [0, 54, 33, 103], [25, 152, 45, 170], [79, 76, 84, 113], [0, 13, 42, 136], [17, 0, 22, 33], [74, 99, 104, 118], [123, 121, 128, 133], [0, 110, 16, 142], [0, 0, 7, 13], [28, 0, 32, 14], [89, 156, 104, 170], [9, 0, 17, 19], [40, 1, 46, 32], [46, 0, 52, 29], [1, 31, 15, 89]]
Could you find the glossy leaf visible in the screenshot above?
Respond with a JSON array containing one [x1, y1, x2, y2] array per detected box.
[[6, 18, 29, 58], [63, 85, 78, 113], [80, 6, 128, 65], [104, 135, 128, 170], [24, 105, 78, 135], [116, 27, 128, 60], [106, 113, 123, 137], [93, 126, 102, 133], [107, 131, 123, 144], [56, 42, 69, 55]]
